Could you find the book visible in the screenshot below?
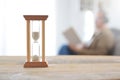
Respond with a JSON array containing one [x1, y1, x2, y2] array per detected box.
[[63, 27, 81, 44]]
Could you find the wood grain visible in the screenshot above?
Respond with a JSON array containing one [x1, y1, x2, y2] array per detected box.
[[0, 56, 120, 80], [24, 15, 48, 20], [26, 20, 31, 62], [42, 20, 45, 62]]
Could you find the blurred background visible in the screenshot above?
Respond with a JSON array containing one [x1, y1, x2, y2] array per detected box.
[[0, 0, 120, 56]]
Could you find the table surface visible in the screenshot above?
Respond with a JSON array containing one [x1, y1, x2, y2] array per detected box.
[[0, 56, 120, 80]]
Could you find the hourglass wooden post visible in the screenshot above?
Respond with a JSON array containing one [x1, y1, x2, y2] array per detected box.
[[23, 15, 48, 68]]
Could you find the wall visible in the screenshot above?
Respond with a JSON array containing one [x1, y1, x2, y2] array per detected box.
[[0, 0, 56, 56], [56, 0, 85, 53], [108, 0, 120, 29], [94, 0, 120, 29]]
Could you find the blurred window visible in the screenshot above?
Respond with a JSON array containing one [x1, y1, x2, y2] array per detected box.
[[83, 10, 95, 43]]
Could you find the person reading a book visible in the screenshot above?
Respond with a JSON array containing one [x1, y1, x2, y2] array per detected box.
[[59, 11, 115, 55]]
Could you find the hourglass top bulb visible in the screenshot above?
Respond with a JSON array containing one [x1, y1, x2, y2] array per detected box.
[[32, 32, 39, 43]]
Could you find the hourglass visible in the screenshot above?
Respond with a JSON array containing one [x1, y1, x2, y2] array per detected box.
[[32, 21, 40, 62], [23, 15, 48, 68]]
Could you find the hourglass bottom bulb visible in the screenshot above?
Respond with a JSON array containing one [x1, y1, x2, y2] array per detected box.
[[32, 55, 39, 62]]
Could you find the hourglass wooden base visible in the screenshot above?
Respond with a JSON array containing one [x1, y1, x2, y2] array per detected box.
[[24, 62, 48, 68]]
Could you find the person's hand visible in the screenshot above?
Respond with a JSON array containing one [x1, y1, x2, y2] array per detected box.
[[69, 44, 83, 52]]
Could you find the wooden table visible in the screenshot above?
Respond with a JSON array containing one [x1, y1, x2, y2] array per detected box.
[[0, 56, 120, 80]]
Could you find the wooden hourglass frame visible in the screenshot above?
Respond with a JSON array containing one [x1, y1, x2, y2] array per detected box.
[[23, 15, 48, 68]]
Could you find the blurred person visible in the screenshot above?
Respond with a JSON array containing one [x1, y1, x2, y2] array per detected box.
[[58, 11, 115, 55]]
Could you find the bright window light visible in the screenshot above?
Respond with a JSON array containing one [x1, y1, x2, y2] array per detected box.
[[83, 10, 95, 42], [0, 0, 56, 56]]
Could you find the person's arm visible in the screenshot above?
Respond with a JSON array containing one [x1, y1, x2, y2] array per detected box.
[[78, 35, 108, 55], [78, 48, 107, 55]]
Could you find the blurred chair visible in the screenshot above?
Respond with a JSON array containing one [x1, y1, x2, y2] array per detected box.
[[111, 28, 120, 55]]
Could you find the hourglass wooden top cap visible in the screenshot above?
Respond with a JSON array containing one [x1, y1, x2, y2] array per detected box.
[[24, 15, 48, 20]]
